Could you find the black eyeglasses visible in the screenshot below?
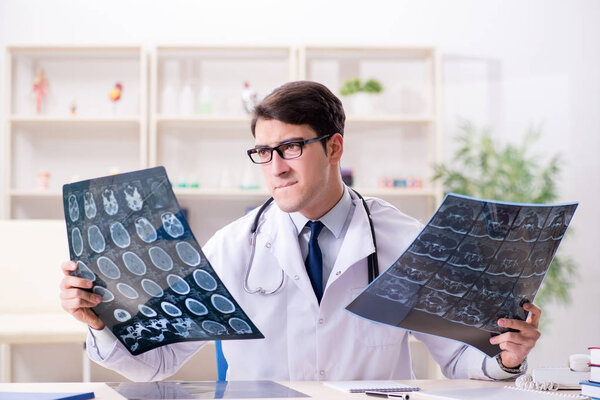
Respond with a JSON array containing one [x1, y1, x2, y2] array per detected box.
[[247, 134, 333, 164]]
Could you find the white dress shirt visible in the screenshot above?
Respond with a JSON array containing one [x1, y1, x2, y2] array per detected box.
[[290, 186, 354, 289]]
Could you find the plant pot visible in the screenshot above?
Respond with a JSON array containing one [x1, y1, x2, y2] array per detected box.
[[351, 92, 377, 115]]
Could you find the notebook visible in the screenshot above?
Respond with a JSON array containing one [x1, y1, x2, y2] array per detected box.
[[323, 380, 420, 393], [419, 386, 581, 399], [0, 393, 94, 400]]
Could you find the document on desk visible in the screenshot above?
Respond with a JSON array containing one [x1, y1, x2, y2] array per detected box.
[[106, 381, 309, 399], [62, 167, 263, 355], [347, 193, 577, 357], [416, 386, 581, 399]]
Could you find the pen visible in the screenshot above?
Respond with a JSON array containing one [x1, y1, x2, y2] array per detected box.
[[365, 391, 410, 399]]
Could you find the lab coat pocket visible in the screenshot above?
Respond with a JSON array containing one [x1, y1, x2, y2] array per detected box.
[[350, 288, 404, 347]]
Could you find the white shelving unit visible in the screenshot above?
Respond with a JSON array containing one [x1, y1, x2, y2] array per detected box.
[[2, 45, 147, 219], [299, 45, 443, 219], [149, 46, 296, 243], [2, 44, 441, 236]]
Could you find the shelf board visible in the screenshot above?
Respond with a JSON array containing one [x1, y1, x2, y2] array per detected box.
[[346, 115, 435, 124], [10, 190, 62, 198], [155, 114, 433, 125], [9, 115, 142, 124], [156, 115, 251, 124], [9, 187, 435, 200]]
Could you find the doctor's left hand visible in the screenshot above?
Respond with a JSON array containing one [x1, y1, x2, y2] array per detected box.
[[489, 302, 542, 368]]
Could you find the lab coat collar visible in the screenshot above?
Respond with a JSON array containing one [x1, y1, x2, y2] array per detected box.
[[260, 191, 375, 305], [325, 192, 376, 290], [263, 204, 322, 306]]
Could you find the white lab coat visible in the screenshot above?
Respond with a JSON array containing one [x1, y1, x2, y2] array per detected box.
[[87, 194, 511, 381]]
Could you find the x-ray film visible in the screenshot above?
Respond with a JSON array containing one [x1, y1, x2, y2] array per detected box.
[[346, 193, 577, 357], [63, 167, 263, 355]]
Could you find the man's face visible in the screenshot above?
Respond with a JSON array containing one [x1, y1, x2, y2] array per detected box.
[[254, 118, 333, 218]]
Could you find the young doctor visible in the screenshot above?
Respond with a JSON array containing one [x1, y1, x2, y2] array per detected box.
[[60, 81, 541, 382]]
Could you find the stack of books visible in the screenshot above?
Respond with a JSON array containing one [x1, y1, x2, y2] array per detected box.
[[580, 346, 600, 399]]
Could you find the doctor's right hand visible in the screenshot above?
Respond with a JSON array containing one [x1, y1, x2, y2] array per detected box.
[[60, 260, 105, 330]]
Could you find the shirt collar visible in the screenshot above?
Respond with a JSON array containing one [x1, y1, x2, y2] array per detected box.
[[289, 186, 352, 239]]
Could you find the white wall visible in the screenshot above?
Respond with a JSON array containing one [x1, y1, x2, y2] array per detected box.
[[1, 0, 599, 372]]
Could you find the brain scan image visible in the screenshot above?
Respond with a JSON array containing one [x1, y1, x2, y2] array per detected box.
[[148, 246, 173, 271], [176, 241, 201, 266], [523, 240, 559, 276], [71, 227, 83, 256], [76, 261, 96, 282], [426, 265, 477, 297], [161, 212, 185, 238], [97, 256, 121, 280], [135, 217, 157, 243], [372, 276, 420, 305], [387, 253, 442, 284], [63, 167, 263, 356], [102, 188, 119, 216], [141, 278, 164, 298], [414, 287, 457, 316], [409, 227, 462, 261], [87, 225, 106, 253], [469, 203, 518, 240], [93, 286, 114, 303], [110, 222, 131, 248], [447, 236, 497, 271], [430, 198, 480, 233], [485, 241, 532, 277], [124, 183, 144, 211], [346, 193, 577, 358], [465, 274, 514, 307], [539, 206, 577, 241], [84, 191, 97, 219], [507, 208, 548, 242], [68, 194, 79, 222], [445, 299, 489, 327], [229, 318, 253, 334], [167, 274, 191, 295]]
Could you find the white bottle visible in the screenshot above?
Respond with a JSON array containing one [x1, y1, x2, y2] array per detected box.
[[160, 60, 180, 115], [178, 61, 195, 115]]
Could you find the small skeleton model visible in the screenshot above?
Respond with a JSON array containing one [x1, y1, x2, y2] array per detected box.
[[32, 67, 48, 114]]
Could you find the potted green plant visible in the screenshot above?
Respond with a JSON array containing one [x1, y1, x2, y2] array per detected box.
[[433, 120, 577, 312], [340, 78, 383, 114]]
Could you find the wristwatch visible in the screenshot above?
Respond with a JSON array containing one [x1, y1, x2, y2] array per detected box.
[[496, 354, 528, 374]]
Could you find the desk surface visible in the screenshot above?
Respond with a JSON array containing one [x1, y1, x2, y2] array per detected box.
[[0, 379, 525, 400]]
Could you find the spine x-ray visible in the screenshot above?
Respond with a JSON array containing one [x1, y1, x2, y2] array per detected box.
[[63, 167, 263, 355], [346, 193, 577, 357]]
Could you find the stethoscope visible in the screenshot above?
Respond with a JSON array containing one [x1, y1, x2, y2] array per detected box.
[[243, 188, 379, 295]]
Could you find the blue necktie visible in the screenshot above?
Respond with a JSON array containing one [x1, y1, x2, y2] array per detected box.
[[305, 220, 325, 303]]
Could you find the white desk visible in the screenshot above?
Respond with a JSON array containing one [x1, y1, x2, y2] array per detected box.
[[0, 380, 536, 400]]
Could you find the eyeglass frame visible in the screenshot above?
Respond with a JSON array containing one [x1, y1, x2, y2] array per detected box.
[[246, 133, 334, 164]]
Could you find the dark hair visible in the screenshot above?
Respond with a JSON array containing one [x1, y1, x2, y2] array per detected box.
[[251, 81, 345, 149]]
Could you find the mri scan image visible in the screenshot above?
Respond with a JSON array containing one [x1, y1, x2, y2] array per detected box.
[[469, 203, 518, 240], [63, 167, 263, 355], [347, 193, 577, 357]]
